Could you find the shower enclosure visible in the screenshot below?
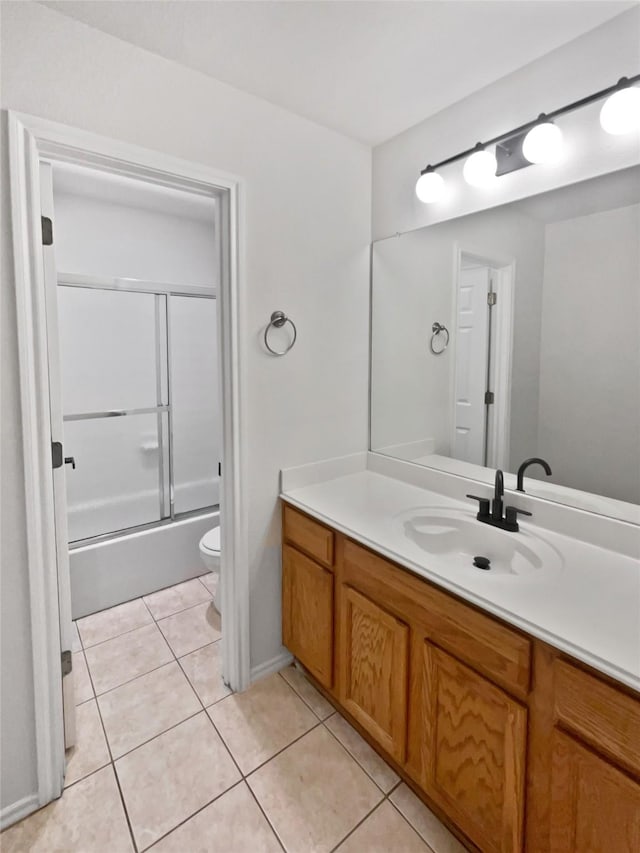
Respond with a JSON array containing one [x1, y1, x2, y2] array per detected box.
[[59, 277, 219, 544]]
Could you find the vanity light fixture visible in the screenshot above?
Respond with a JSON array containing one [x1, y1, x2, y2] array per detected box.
[[600, 77, 640, 135], [463, 143, 498, 187], [522, 116, 564, 165], [415, 73, 640, 203], [415, 165, 446, 202]]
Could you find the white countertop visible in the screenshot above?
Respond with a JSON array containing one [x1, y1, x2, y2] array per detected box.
[[281, 470, 640, 692]]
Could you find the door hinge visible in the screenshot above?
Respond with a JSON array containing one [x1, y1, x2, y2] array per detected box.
[[487, 291, 497, 306], [485, 390, 495, 405], [41, 216, 53, 246], [61, 649, 72, 677], [52, 441, 63, 469]]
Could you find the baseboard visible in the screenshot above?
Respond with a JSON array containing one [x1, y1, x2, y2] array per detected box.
[[250, 650, 293, 684], [1, 793, 40, 830]]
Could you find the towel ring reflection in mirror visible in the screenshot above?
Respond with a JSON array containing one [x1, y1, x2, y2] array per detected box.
[[264, 310, 297, 356], [430, 322, 449, 355]]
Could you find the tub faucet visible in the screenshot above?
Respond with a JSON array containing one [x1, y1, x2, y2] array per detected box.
[[516, 457, 552, 492]]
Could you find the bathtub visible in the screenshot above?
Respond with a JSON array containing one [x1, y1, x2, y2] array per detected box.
[[69, 510, 218, 618]]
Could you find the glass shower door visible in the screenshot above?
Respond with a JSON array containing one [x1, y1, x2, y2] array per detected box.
[[58, 286, 170, 541]]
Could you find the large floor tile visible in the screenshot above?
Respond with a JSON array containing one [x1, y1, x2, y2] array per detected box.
[[326, 713, 400, 792], [158, 601, 221, 658], [85, 623, 173, 695], [73, 651, 94, 705], [99, 661, 201, 758], [143, 578, 211, 620], [1, 766, 133, 853], [248, 725, 383, 853], [179, 641, 231, 707], [116, 712, 240, 851], [208, 673, 317, 774], [152, 782, 281, 853], [199, 573, 218, 597], [337, 801, 432, 852], [76, 599, 153, 648], [64, 699, 110, 787], [390, 784, 468, 853], [279, 665, 334, 720]]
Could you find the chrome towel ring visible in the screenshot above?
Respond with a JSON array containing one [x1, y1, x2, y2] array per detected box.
[[264, 310, 297, 356], [430, 322, 449, 355]]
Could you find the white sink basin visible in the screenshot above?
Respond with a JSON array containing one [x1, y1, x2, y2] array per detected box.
[[395, 506, 563, 577]]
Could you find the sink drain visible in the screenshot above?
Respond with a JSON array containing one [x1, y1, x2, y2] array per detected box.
[[473, 556, 491, 570]]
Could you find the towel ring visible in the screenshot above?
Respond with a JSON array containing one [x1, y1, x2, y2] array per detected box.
[[264, 311, 297, 356], [430, 322, 449, 355]]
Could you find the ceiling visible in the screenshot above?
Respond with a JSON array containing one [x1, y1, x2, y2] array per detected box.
[[42, 1, 633, 145]]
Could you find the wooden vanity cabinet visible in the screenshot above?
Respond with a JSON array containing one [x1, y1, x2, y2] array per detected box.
[[280, 503, 640, 852], [413, 641, 527, 853]]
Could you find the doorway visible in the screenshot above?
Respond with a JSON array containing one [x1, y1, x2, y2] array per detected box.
[[9, 111, 249, 815], [451, 250, 514, 469]]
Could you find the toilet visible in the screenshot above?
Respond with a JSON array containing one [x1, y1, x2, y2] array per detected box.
[[198, 526, 221, 612]]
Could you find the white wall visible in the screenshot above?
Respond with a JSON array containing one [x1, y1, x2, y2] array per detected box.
[[0, 1, 370, 820], [537, 204, 640, 504], [54, 191, 218, 286], [371, 205, 545, 466], [372, 7, 640, 240]]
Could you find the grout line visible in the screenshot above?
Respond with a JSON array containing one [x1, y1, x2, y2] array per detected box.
[[79, 619, 156, 651], [142, 780, 246, 852], [144, 592, 213, 624], [385, 797, 440, 853], [81, 649, 139, 853], [321, 715, 397, 795], [328, 799, 387, 853], [276, 669, 333, 722]]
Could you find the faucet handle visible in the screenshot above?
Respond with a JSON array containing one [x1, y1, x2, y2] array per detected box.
[[505, 506, 532, 530], [467, 494, 490, 517]]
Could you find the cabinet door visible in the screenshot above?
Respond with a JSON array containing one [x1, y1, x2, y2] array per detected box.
[[418, 643, 526, 853], [338, 585, 409, 762], [550, 730, 640, 853], [282, 545, 333, 688]]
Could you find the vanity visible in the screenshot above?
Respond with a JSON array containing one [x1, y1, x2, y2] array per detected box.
[[280, 482, 640, 853], [280, 164, 639, 851]]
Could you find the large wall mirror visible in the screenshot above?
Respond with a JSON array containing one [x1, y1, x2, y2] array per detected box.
[[370, 166, 639, 522]]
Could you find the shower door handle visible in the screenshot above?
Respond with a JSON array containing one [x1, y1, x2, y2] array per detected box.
[[64, 456, 76, 470]]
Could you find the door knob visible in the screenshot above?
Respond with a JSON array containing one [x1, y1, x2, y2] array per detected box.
[[64, 456, 76, 470]]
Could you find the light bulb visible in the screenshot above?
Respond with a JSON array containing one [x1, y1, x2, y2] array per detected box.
[[463, 147, 497, 187], [415, 169, 445, 203], [522, 120, 564, 164], [600, 85, 640, 135]]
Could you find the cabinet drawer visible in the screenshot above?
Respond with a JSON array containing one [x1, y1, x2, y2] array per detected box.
[[553, 659, 640, 776], [343, 538, 531, 698], [283, 505, 335, 568], [282, 544, 333, 688]]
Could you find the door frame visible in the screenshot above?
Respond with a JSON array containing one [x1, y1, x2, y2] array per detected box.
[[450, 246, 514, 470], [7, 111, 250, 812]]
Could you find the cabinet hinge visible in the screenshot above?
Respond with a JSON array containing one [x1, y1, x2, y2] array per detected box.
[[41, 216, 53, 246], [487, 291, 497, 306], [61, 649, 72, 677], [485, 390, 495, 405]]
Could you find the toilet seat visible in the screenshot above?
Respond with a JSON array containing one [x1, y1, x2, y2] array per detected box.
[[200, 526, 220, 555]]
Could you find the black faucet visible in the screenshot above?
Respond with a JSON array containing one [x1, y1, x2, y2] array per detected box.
[[493, 469, 504, 521], [516, 457, 552, 492], [467, 469, 532, 532]]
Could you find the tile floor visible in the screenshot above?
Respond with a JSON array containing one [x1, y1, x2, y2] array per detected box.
[[2, 576, 467, 853]]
